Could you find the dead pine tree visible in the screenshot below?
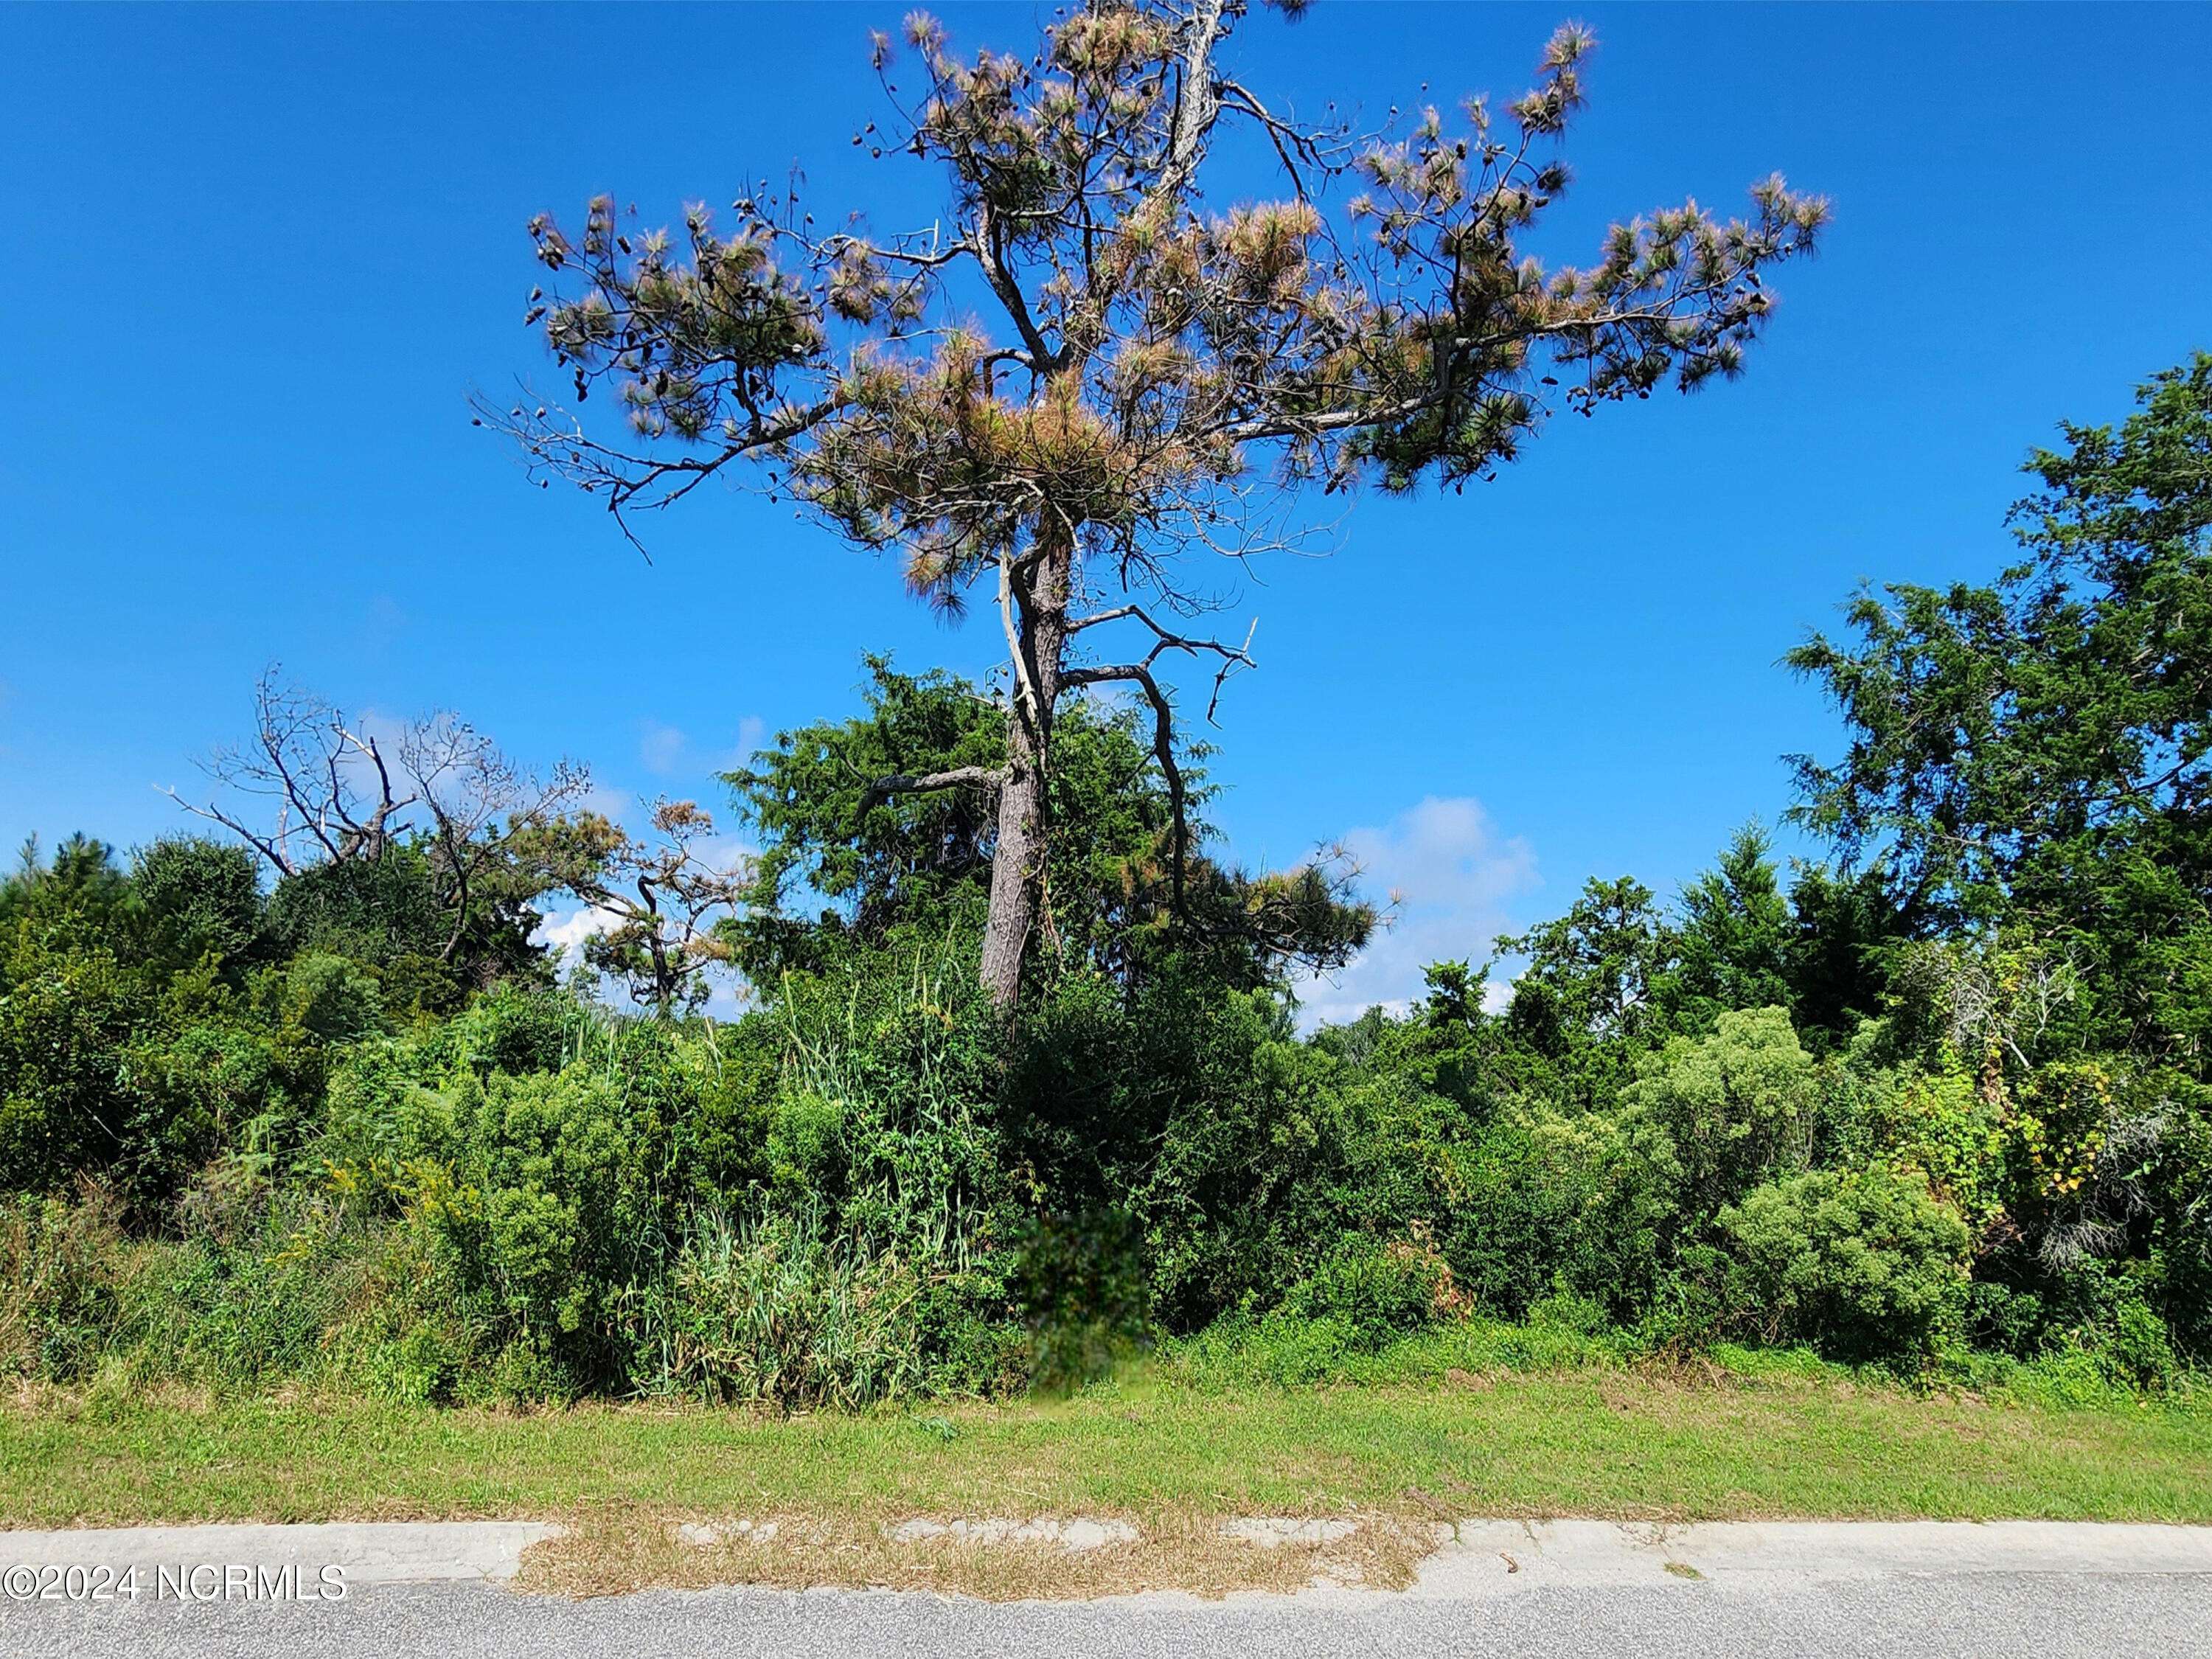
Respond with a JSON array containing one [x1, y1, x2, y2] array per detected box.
[[167, 667, 591, 969], [480, 2, 1829, 1011]]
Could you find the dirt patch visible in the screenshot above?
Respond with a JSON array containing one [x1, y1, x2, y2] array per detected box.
[[512, 1506, 1435, 1601]]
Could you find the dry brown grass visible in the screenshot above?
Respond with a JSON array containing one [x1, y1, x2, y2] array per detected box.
[[513, 1506, 1436, 1601]]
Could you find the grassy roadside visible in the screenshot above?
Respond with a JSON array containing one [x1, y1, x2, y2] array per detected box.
[[7, 1352, 2208, 1596], [6, 1365, 2210, 1524]]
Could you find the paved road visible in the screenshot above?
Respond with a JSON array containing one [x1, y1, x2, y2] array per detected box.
[[4, 1520, 2208, 1659], [9, 1573, 2212, 1659]]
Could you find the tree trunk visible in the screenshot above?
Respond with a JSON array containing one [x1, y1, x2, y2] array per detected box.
[[979, 526, 1074, 1011], [980, 717, 1043, 1009]]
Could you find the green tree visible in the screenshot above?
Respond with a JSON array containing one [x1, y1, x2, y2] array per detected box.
[[1781, 860, 1905, 1050], [489, 3, 1825, 1009], [265, 849, 445, 973], [0, 936, 146, 1195], [1495, 876, 1678, 1097], [0, 835, 133, 955], [130, 837, 264, 978], [726, 658, 1371, 995], [1790, 355, 2212, 1067], [0, 836, 336, 1211], [0, 838, 145, 1194], [1661, 823, 1793, 1030]]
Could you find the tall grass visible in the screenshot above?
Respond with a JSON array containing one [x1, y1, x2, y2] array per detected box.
[[619, 1207, 931, 1409]]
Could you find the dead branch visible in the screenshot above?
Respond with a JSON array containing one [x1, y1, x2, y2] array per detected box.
[[858, 765, 1009, 819]]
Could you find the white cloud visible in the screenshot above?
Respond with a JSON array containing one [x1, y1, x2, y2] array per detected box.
[[641, 714, 769, 781], [534, 901, 622, 967], [574, 781, 635, 821], [720, 715, 768, 771], [639, 720, 689, 776], [1293, 795, 1540, 1029]]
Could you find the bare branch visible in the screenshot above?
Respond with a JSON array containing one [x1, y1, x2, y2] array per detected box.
[[156, 787, 298, 877], [1068, 605, 1256, 723], [173, 668, 595, 978], [858, 765, 1008, 818], [1061, 659, 1189, 914]]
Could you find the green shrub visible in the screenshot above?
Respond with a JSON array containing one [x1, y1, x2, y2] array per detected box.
[[1168, 1229, 1466, 1388], [1135, 992, 1339, 1328], [131, 837, 263, 976], [265, 852, 444, 977], [4, 1183, 459, 1397], [1837, 1060, 2007, 1228], [1012, 1206, 1150, 1390], [0, 947, 146, 1197], [1621, 1006, 1820, 1219], [399, 1065, 680, 1387], [1720, 1168, 1972, 1364], [274, 953, 386, 1046], [1224, 1310, 1367, 1385], [123, 1016, 316, 1208], [2149, 1085, 2212, 1360], [1169, 1304, 1630, 1390], [321, 1037, 445, 1179], [1281, 1232, 1453, 1352], [1966, 1280, 2051, 1358], [2104, 1297, 2180, 1391], [1527, 1288, 1612, 1337], [1444, 1105, 1674, 1321], [432, 983, 582, 1079], [1130, 987, 1478, 1334]]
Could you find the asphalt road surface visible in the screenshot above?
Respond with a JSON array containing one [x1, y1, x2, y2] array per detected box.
[[4, 1520, 2208, 1659], [7, 1572, 2212, 1659]]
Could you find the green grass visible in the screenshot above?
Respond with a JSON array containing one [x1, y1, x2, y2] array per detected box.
[[4, 1356, 2209, 1531]]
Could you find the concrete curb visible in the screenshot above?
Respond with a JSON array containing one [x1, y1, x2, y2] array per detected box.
[[1414, 1520, 2212, 1596], [2, 1518, 2208, 1596], [0, 1522, 558, 1586]]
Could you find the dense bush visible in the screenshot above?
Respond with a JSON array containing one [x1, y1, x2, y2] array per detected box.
[[4, 361, 2209, 1402], [1280, 1231, 1459, 1350], [1444, 1105, 1672, 1322], [1719, 1169, 1973, 1363], [4, 804, 2205, 1402], [1620, 1006, 1820, 1218]]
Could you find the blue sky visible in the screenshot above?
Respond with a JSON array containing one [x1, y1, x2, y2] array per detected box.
[[3, 3, 2208, 1020]]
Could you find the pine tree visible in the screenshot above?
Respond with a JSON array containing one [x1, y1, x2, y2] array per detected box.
[[486, 2, 1827, 1008]]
